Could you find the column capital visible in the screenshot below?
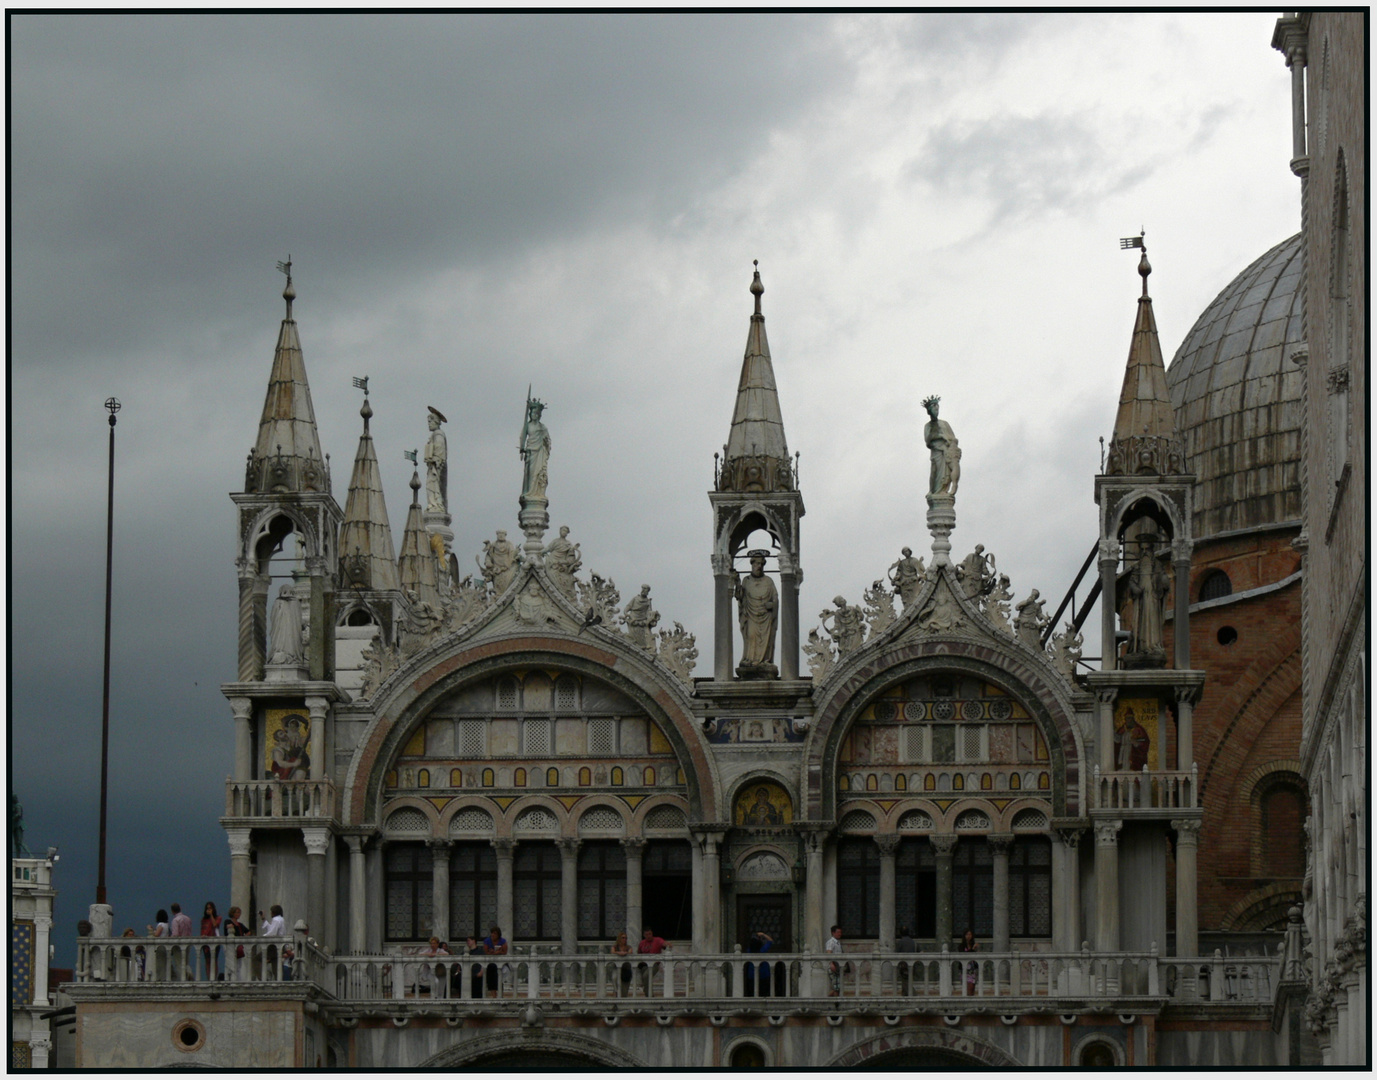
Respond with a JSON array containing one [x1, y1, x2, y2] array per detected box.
[[427, 838, 454, 856], [929, 834, 958, 856], [490, 838, 517, 858], [620, 836, 647, 855], [1174, 684, 1199, 705], [710, 553, 733, 576], [228, 696, 254, 721], [1096, 688, 1119, 707], [302, 826, 332, 857], [33, 914, 54, 933], [873, 833, 901, 856], [304, 695, 330, 721], [226, 827, 253, 858], [343, 834, 367, 854], [1171, 818, 1202, 842], [1056, 826, 1085, 849], [555, 837, 581, 857], [1094, 820, 1123, 846], [987, 833, 1015, 853]]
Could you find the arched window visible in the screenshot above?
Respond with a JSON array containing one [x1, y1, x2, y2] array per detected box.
[[1260, 785, 1306, 878], [837, 837, 880, 939], [513, 843, 561, 940], [642, 841, 692, 939], [952, 839, 993, 939], [1199, 569, 1232, 602], [1009, 837, 1052, 938], [577, 841, 626, 939], [385, 843, 433, 941], [449, 842, 497, 941], [896, 839, 936, 938]]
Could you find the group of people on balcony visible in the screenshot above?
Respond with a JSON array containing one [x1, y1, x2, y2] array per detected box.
[[118, 901, 290, 981]]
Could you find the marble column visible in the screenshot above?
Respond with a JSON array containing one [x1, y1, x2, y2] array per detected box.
[[931, 835, 957, 946], [345, 835, 368, 953], [1098, 540, 1119, 672], [1097, 689, 1118, 774], [779, 553, 801, 681], [1094, 821, 1122, 951], [305, 696, 328, 782], [712, 554, 734, 681], [621, 838, 646, 941], [238, 565, 267, 682], [1054, 828, 1083, 951], [366, 842, 385, 953], [822, 839, 838, 933], [303, 827, 331, 936], [802, 828, 826, 950], [700, 832, 723, 952], [492, 840, 516, 943], [1172, 819, 1200, 957], [227, 828, 253, 923], [1172, 544, 1192, 669], [429, 840, 452, 941], [875, 835, 900, 950], [1175, 688, 1195, 771], [990, 834, 1014, 953], [690, 836, 706, 951], [229, 697, 254, 782], [557, 838, 581, 952]]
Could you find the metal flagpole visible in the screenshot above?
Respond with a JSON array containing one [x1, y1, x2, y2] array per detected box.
[[96, 396, 120, 905]]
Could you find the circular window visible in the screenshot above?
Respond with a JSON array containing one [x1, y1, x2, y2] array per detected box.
[[172, 1019, 206, 1053], [1217, 626, 1238, 646]]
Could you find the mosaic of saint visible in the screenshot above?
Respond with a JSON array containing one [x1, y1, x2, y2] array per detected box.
[[734, 781, 793, 827], [1113, 698, 1159, 772], [265, 708, 311, 780]]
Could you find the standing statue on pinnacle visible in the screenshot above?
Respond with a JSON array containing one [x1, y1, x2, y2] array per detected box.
[[424, 406, 448, 514], [923, 396, 961, 498], [519, 392, 551, 501], [733, 550, 779, 679]]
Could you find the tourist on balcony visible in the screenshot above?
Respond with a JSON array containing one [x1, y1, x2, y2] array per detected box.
[[754, 932, 774, 997], [466, 925, 508, 997], [261, 904, 286, 979], [147, 909, 169, 981], [637, 926, 668, 997], [826, 925, 844, 996], [122, 928, 145, 982], [960, 928, 979, 994], [611, 931, 634, 997], [422, 937, 450, 997], [743, 934, 760, 997], [222, 907, 249, 982], [201, 902, 223, 980], [896, 926, 916, 995], [169, 903, 193, 979]]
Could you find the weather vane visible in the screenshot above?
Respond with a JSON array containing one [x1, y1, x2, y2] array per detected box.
[[276, 255, 293, 283], [403, 449, 418, 465], [352, 376, 369, 396], [1119, 230, 1146, 251]]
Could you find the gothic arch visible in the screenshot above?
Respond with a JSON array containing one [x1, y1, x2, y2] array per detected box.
[[341, 636, 717, 827], [242, 505, 320, 566], [826, 1026, 1021, 1069], [714, 500, 794, 557], [1108, 488, 1185, 543], [420, 1029, 645, 1069], [808, 641, 1083, 822]]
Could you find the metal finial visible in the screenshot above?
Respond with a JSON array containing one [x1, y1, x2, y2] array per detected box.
[[104, 397, 121, 427], [1119, 232, 1150, 296], [750, 260, 763, 315], [277, 255, 295, 313], [409, 468, 421, 506]]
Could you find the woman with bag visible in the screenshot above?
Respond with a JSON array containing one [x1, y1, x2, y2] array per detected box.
[[222, 906, 250, 982], [200, 901, 223, 980]]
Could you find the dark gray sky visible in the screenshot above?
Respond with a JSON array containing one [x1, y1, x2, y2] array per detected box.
[[9, 13, 1297, 962]]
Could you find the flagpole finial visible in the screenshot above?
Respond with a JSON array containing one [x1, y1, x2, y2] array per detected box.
[[1120, 232, 1150, 296]]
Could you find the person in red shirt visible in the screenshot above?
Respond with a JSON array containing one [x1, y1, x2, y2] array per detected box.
[[637, 926, 668, 996]]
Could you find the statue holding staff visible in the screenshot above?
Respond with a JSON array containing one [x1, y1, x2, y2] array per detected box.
[[923, 395, 961, 498], [519, 390, 551, 501]]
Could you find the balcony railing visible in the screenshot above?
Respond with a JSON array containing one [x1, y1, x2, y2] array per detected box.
[[1093, 764, 1199, 811], [224, 778, 336, 820], [73, 939, 1278, 1007]]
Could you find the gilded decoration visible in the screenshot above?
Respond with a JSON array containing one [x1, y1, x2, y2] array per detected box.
[[1112, 698, 1160, 772], [733, 782, 793, 827], [265, 708, 311, 779]]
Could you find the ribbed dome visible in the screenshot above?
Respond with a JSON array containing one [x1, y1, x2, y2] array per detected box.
[[1166, 234, 1304, 539]]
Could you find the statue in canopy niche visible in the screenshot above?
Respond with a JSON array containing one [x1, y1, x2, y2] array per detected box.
[[923, 395, 961, 498], [268, 585, 304, 666], [1122, 534, 1171, 667], [734, 549, 778, 679]]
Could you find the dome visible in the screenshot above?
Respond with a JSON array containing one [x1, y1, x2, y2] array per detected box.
[[1166, 234, 1305, 539]]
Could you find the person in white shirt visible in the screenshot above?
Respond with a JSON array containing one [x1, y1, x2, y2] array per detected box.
[[259, 904, 286, 979], [825, 925, 844, 996]]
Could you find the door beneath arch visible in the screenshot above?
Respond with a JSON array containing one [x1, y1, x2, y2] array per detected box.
[[737, 893, 791, 952]]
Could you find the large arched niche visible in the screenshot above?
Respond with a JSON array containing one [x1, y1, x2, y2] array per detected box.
[[343, 638, 716, 826], [421, 1030, 645, 1069], [808, 644, 1083, 821], [827, 1027, 1021, 1069]]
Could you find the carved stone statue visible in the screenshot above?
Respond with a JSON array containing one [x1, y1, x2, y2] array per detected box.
[[655, 621, 699, 686], [822, 596, 866, 656], [734, 550, 779, 677], [923, 396, 961, 498], [10, 795, 25, 858], [543, 525, 582, 599], [478, 530, 518, 595], [888, 547, 926, 609], [1049, 622, 1083, 680], [1125, 536, 1171, 665], [863, 580, 897, 636], [623, 585, 660, 649], [803, 627, 837, 682], [267, 585, 304, 666], [400, 589, 444, 657], [515, 582, 558, 626], [444, 574, 489, 630], [1014, 588, 1048, 651], [519, 397, 551, 501], [916, 578, 964, 633], [359, 634, 400, 699], [956, 544, 995, 602], [984, 573, 1014, 635], [424, 406, 448, 514], [577, 573, 622, 628]]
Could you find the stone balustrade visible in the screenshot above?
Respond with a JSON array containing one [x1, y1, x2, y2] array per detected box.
[[74, 939, 1277, 1008], [223, 777, 336, 820], [1093, 764, 1199, 811]]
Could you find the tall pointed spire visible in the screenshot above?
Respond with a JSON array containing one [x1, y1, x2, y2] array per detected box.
[[247, 260, 328, 493], [339, 389, 399, 591], [717, 262, 795, 493], [1105, 241, 1186, 476], [397, 466, 441, 608]]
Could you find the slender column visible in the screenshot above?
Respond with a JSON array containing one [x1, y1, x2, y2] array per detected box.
[[492, 840, 516, 943], [557, 838, 581, 952], [1286, 38, 1308, 161], [1099, 539, 1119, 672], [1094, 821, 1122, 951], [931, 835, 957, 946], [305, 696, 328, 782], [700, 832, 723, 951], [429, 840, 452, 941], [1173, 544, 1191, 669], [227, 828, 253, 923], [875, 835, 899, 950], [366, 842, 384, 952], [801, 827, 826, 949], [237, 564, 266, 681], [1097, 689, 1118, 774], [990, 834, 1014, 953], [690, 836, 706, 951], [621, 838, 646, 941], [712, 554, 734, 681], [1172, 819, 1200, 957], [307, 557, 328, 682], [1175, 687, 1195, 771], [779, 553, 801, 681], [345, 835, 368, 953], [1054, 829, 1083, 951], [230, 697, 254, 782], [822, 838, 838, 933], [303, 827, 331, 935]]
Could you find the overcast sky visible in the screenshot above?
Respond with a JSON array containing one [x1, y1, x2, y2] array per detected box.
[[10, 13, 1299, 961]]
